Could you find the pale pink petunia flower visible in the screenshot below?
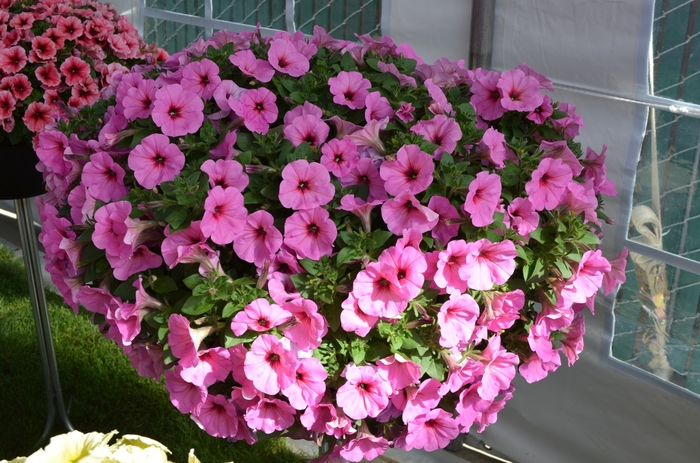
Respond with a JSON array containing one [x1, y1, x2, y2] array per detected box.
[[497, 69, 544, 112], [525, 157, 573, 211], [428, 196, 460, 245], [561, 249, 611, 305], [282, 297, 328, 350], [283, 207, 337, 260], [122, 79, 157, 121], [340, 293, 379, 337], [165, 365, 207, 414], [281, 356, 327, 410], [602, 248, 628, 295], [340, 434, 389, 462], [283, 114, 330, 148], [328, 71, 371, 109], [459, 238, 517, 291], [128, 133, 186, 189], [336, 363, 392, 420], [470, 70, 506, 120], [352, 261, 410, 319], [161, 221, 205, 267], [152, 84, 204, 137], [180, 346, 232, 387], [404, 409, 460, 452], [438, 291, 480, 348], [245, 397, 296, 434], [378, 245, 427, 301], [267, 38, 310, 77], [111, 245, 163, 281], [230, 298, 292, 336], [364, 91, 394, 122], [479, 127, 507, 169], [376, 353, 421, 390], [463, 171, 502, 227], [201, 186, 247, 245], [191, 394, 239, 438], [228, 87, 278, 134], [229, 49, 275, 82], [410, 114, 462, 159], [380, 144, 434, 195], [200, 159, 249, 191], [381, 190, 439, 235], [477, 335, 519, 401], [181, 58, 221, 99], [339, 157, 388, 202], [232, 210, 283, 267], [479, 289, 525, 332], [82, 151, 127, 203], [244, 334, 299, 395], [337, 194, 383, 234], [507, 197, 539, 236], [320, 138, 360, 178]]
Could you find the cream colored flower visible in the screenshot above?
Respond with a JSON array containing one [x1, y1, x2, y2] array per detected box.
[[41, 430, 117, 463], [187, 449, 201, 463]]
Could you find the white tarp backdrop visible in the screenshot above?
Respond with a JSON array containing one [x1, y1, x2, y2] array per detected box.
[[110, 0, 700, 461]]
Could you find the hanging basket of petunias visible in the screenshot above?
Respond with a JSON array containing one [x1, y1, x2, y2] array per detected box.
[[36, 26, 627, 462]]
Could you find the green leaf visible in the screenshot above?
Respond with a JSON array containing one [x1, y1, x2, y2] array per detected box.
[[578, 230, 601, 246], [299, 258, 320, 275], [166, 209, 189, 230], [365, 341, 392, 362], [528, 227, 545, 244], [181, 295, 211, 315], [223, 326, 257, 347], [200, 118, 218, 144], [236, 132, 254, 151], [553, 259, 573, 279], [183, 274, 205, 290], [80, 243, 104, 264], [113, 279, 137, 301], [336, 247, 360, 265], [396, 58, 417, 73], [440, 152, 455, 167], [370, 230, 393, 248], [340, 52, 356, 71], [152, 275, 179, 294]]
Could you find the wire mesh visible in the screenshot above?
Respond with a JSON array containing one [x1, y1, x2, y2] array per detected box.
[[613, 0, 700, 395], [294, 0, 381, 39]]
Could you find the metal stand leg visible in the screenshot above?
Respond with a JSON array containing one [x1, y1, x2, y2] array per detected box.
[[15, 197, 74, 444]]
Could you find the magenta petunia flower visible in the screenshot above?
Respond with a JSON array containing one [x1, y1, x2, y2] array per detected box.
[[128, 133, 186, 189], [602, 248, 628, 296], [232, 210, 283, 267], [201, 186, 248, 245], [410, 115, 462, 159], [340, 434, 389, 462], [560, 249, 611, 305], [340, 157, 388, 202], [328, 71, 371, 109], [231, 298, 292, 336], [380, 144, 434, 196], [462, 171, 502, 227], [433, 239, 470, 294], [282, 297, 328, 350], [165, 366, 207, 415], [281, 356, 327, 410], [122, 79, 157, 121], [152, 84, 205, 137], [365, 91, 394, 122], [497, 69, 544, 113], [279, 159, 335, 210], [229, 49, 275, 83], [244, 334, 299, 395], [267, 38, 310, 77], [191, 394, 239, 438], [381, 190, 439, 236], [470, 70, 506, 121], [428, 196, 460, 245], [283, 114, 330, 148], [245, 397, 296, 434], [320, 138, 359, 178], [404, 409, 460, 452], [352, 261, 410, 319], [228, 87, 278, 134], [507, 197, 539, 236], [81, 151, 127, 203], [200, 159, 248, 191], [93, 200, 131, 259], [283, 207, 337, 260], [525, 157, 573, 211], [336, 363, 392, 420], [438, 291, 480, 348], [459, 238, 517, 291], [181, 58, 221, 100]]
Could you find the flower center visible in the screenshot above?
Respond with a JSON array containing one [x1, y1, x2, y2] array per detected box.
[[258, 318, 268, 327]]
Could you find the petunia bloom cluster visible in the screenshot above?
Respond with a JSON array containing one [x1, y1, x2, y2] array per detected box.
[[36, 26, 626, 462], [0, 0, 166, 146]]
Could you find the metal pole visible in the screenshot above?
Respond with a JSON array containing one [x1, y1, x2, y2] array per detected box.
[[15, 197, 74, 444], [469, 0, 496, 70]]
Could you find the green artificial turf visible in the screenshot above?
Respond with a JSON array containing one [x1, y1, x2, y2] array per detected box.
[[0, 244, 308, 463]]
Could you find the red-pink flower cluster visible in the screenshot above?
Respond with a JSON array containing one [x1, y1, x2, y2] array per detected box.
[[36, 26, 627, 461], [0, 0, 166, 145]]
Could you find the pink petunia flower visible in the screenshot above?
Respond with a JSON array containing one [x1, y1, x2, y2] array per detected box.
[[340, 434, 389, 462], [337, 194, 383, 234], [497, 69, 544, 112], [336, 363, 392, 420], [231, 298, 292, 336], [328, 71, 371, 109], [81, 151, 127, 203], [527, 94, 554, 124], [179, 346, 232, 387], [340, 157, 388, 202], [380, 144, 434, 195], [181, 58, 221, 100], [229, 49, 275, 82], [36, 63, 61, 87], [525, 157, 573, 211], [152, 84, 205, 137], [161, 221, 205, 267], [283, 207, 337, 260], [365, 91, 394, 122], [433, 239, 470, 294], [507, 197, 539, 236], [560, 249, 611, 305], [30, 35, 56, 62], [200, 159, 248, 191], [267, 38, 310, 77], [381, 190, 439, 235], [282, 297, 329, 350], [191, 394, 239, 438], [279, 160, 335, 210], [283, 114, 330, 148], [5, 74, 32, 101], [352, 261, 410, 319], [477, 335, 519, 401], [404, 409, 460, 452], [396, 101, 416, 123], [111, 245, 163, 281], [438, 291, 480, 348], [165, 365, 207, 414], [479, 127, 507, 169], [320, 138, 359, 178], [376, 353, 421, 390], [470, 70, 506, 120], [479, 289, 525, 332], [0, 46, 26, 74], [122, 79, 157, 121], [92, 201, 131, 259], [379, 245, 427, 301], [245, 397, 296, 434], [167, 313, 215, 368], [60, 56, 91, 86], [459, 238, 517, 291], [281, 356, 327, 409], [602, 248, 628, 295], [410, 115, 462, 159], [232, 210, 283, 267], [128, 133, 186, 189], [463, 171, 502, 227], [428, 196, 460, 245], [228, 87, 278, 134], [244, 334, 299, 395], [340, 293, 379, 337], [201, 186, 248, 245], [22, 102, 53, 133]]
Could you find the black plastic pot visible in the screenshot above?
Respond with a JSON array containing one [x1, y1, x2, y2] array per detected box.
[[0, 140, 46, 199]]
